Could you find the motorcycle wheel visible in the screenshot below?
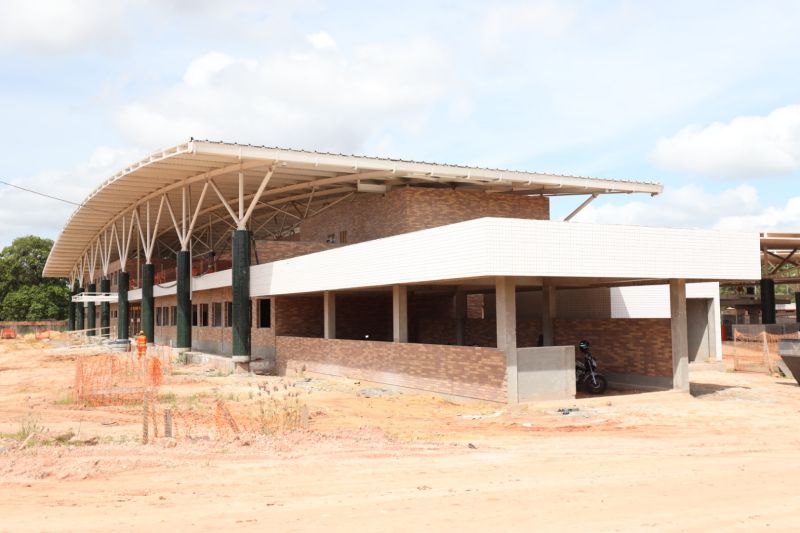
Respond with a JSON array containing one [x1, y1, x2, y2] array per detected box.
[[583, 374, 607, 395]]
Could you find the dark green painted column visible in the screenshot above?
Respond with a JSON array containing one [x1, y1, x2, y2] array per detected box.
[[76, 286, 85, 332], [232, 229, 251, 367], [142, 263, 154, 343], [761, 278, 776, 324], [68, 282, 76, 331], [795, 292, 800, 323], [176, 250, 191, 350], [100, 278, 110, 337], [86, 282, 96, 336], [118, 271, 129, 340]]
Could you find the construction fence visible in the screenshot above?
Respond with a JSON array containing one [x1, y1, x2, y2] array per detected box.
[[731, 324, 800, 374], [73, 346, 307, 443]]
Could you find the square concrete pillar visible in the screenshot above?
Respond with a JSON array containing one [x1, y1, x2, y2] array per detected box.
[[670, 279, 689, 391], [324, 291, 336, 340], [542, 282, 556, 346], [496, 276, 518, 403], [392, 285, 408, 342]]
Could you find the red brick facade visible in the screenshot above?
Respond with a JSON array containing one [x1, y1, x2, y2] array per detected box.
[[276, 336, 507, 402], [294, 187, 550, 244], [253, 241, 336, 264], [554, 318, 673, 378]]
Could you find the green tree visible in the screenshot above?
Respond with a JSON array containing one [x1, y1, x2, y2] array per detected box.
[[0, 236, 69, 320]]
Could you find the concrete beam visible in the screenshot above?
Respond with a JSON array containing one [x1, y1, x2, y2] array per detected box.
[[496, 276, 518, 403], [392, 285, 408, 342], [670, 279, 689, 391], [324, 291, 336, 339]]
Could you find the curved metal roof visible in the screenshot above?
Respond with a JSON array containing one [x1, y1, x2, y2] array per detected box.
[[43, 139, 663, 279]]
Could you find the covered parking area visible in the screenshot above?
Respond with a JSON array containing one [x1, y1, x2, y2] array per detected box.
[[253, 217, 760, 403]]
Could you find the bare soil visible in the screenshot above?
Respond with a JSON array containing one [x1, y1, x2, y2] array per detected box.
[[2, 338, 800, 532]]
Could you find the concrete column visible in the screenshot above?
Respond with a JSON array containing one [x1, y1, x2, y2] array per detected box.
[[231, 229, 251, 370], [117, 271, 129, 340], [141, 263, 154, 342], [760, 278, 776, 324], [176, 251, 191, 351], [392, 285, 408, 343], [453, 290, 467, 346], [795, 292, 800, 323], [76, 286, 85, 332], [496, 276, 518, 403], [86, 282, 96, 336], [542, 282, 556, 346], [68, 281, 77, 331], [670, 279, 689, 392], [323, 291, 336, 339], [100, 278, 110, 337]]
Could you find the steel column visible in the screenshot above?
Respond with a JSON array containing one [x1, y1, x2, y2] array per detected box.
[[100, 278, 110, 337], [118, 271, 129, 340], [141, 263, 154, 342], [176, 251, 191, 350], [761, 278, 776, 325], [86, 282, 96, 336], [76, 286, 85, 332], [231, 229, 251, 367], [68, 281, 77, 331], [795, 292, 800, 323]]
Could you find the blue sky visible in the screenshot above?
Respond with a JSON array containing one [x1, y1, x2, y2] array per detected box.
[[2, 0, 800, 246]]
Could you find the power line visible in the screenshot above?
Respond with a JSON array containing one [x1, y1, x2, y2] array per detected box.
[[0, 178, 82, 206]]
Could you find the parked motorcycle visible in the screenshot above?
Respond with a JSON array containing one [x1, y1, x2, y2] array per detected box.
[[576, 340, 607, 394]]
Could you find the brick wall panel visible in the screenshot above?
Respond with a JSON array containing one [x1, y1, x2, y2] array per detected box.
[[276, 336, 507, 402], [554, 318, 672, 378]]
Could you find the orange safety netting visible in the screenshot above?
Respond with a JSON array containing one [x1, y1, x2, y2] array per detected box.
[[74, 350, 171, 406]]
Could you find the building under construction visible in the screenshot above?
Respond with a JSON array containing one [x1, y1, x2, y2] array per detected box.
[[44, 140, 761, 402]]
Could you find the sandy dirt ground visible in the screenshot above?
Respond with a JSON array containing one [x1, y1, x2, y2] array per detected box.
[[2, 338, 800, 532]]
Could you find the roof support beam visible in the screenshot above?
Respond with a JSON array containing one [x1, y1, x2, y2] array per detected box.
[[209, 165, 275, 230], [564, 193, 599, 222]]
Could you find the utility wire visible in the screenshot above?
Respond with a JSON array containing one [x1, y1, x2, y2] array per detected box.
[[0, 178, 82, 206]]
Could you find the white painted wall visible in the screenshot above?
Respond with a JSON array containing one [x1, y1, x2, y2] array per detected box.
[[250, 218, 759, 296]]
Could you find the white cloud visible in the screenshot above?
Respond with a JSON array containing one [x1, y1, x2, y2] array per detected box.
[[306, 32, 336, 50], [0, 0, 128, 54], [0, 146, 141, 247], [577, 184, 762, 229], [654, 104, 800, 179], [114, 40, 454, 153]]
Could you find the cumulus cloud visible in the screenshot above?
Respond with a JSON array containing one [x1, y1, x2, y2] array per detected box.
[[0, 146, 141, 247], [653, 104, 800, 179], [577, 184, 762, 229], [0, 0, 128, 54], [114, 40, 454, 152]]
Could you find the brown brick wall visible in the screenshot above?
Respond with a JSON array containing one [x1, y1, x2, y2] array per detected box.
[[274, 295, 324, 337], [253, 240, 336, 264], [251, 297, 276, 359], [554, 319, 673, 378], [335, 292, 392, 341], [275, 336, 507, 402], [295, 187, 550, 244]]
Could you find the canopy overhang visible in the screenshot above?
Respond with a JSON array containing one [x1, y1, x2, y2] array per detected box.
[[44, 139, 663, 280]]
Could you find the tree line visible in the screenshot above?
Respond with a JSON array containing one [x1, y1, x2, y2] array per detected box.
[[0, 236, 70, 320]]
